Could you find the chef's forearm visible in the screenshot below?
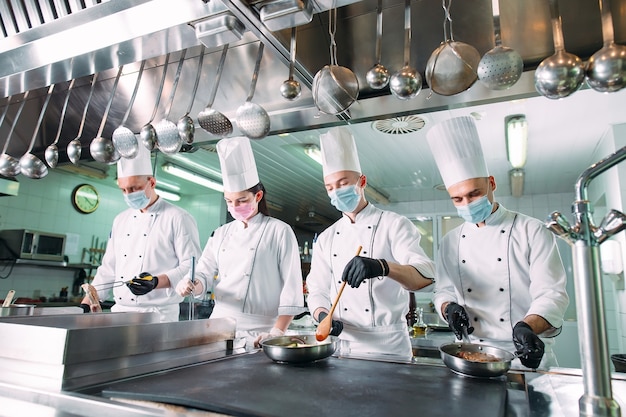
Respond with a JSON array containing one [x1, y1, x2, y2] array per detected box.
[[274, 315, 294, 333], [522, 314, 553, 334], [386, 262, 434, 291], [155, 274, 170, 289]]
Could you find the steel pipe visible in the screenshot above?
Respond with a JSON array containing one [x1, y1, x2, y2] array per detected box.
[[547, 145, 626, 416]]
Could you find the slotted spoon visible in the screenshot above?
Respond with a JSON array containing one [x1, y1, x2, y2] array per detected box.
[[236, 43, 271, 140], [112, 60, 146, 159], [197, 44, 232, 138]]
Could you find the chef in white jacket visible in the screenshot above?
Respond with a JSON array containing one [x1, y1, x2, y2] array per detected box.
[[176, 136, 304, 348], [426, 116, 569, 369], [306, 127, 436, 360], [83, 145, 201, 322]]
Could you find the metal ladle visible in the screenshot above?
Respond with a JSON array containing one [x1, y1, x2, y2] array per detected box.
[[236, 42, 271, 140], [89, 66, 124, 164], [112, 60, 146, 159], [389, 0, 421, 99], [366, 0, 390, 90], [0, 96, 13, 161], [477, 0, 523, 90], [534, 0, 585, 99], [177, 46, 205, 145], [0, 91, 30, 177], [45, 79, 75, 168], [19, 84, 56, 179], [197, 44, 232, 138], [140, 53, 170, 151], [585, 0, 626, 92], [155, 49, 187, 154], [281, 27, 302, 100], [67, 73, 99, 164]]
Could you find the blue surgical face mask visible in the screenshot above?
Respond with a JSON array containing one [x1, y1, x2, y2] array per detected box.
[[329, 184, 360, 213], [456, 195, 493, 224], [124, 184, 150, 210]]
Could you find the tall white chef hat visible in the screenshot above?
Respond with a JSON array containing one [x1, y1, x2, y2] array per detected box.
[[117, 144, 153, 178], [217, 136, 260, 192], [320, 126, 361, 178], [426, 116, 489, 189]]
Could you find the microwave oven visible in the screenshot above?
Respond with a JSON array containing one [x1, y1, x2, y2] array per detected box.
[[0, 229, 66, 262]]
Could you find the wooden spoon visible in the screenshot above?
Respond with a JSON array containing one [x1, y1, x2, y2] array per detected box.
[[2, 290, 15, 307], [315, 246, 362, 341]]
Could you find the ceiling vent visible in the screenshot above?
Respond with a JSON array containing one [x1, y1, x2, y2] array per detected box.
[[371, 115, 426, 135]]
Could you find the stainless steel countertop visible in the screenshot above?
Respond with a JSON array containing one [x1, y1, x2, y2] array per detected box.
[[1, 350, 624, 417]]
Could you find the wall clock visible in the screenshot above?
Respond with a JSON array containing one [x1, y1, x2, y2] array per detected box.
[[71, 184, 100, 214]]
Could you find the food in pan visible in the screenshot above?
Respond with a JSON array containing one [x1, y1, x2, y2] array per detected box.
[[456, 351, 501, 362], [81, 283, 102, 312]]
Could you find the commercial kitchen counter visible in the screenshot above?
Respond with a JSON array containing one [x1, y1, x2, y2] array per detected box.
[[0, 349, 624, 417], [0, 313, 623, 417]]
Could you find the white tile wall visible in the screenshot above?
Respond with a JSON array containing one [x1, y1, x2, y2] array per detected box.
[[0, 169, 225, 302]]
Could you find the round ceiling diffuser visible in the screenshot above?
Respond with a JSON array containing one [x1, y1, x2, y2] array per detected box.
[[371, 115, 426, 135]]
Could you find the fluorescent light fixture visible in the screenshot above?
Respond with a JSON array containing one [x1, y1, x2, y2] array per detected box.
[[303, 144, 323, 165], [155, 188, 181, 201], [161, 163, 224, 192], [505, 114, 528, 169], [155, 178, 181, 192], [509, 168, 524, 198], [365, 185, 390, 205]]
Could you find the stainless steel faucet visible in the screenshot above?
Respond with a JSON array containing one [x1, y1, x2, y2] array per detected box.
[[545, 146, 626, 417]]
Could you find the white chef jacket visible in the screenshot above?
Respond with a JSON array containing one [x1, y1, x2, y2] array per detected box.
[[433, 204, 569, 368], [306, 203, 436, 359], [193, 213, 305, 342], [92, 197, 201, 322]]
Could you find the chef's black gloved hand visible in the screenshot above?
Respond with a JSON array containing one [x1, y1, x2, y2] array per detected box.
[[445, 302, 474, 340], [513, 321, 545, 369], [317, 311, 344, 336], [126, 272, 159, 296], [80, 303, 91, 313], [342, 256, 389, 288]]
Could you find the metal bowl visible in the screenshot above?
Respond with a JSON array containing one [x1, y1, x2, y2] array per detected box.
[[439, 342, 515, 378], [0, 304, 35, 317], [261, 334, 338, 364]]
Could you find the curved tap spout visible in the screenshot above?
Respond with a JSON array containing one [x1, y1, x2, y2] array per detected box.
[[576, 145, 626, 202]]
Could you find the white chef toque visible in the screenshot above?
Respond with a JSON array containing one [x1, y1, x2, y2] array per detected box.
[[117, 144, 153, 178], [320, 126, 361, 178], [217, 136, 260, 192], [426, 116, 489, 189]]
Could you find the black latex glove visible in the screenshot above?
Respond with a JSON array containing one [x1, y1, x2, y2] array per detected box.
[[342, 256, 387, 288], [80, 303, 91, 313], [444, 302, 474, 340], [126, 272, 159, 296], [513, 321, 545, 369], [317, 311, 344, 337]]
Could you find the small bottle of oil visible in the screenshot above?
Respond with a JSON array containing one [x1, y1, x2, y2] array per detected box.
[[412, 307, 427, 337]]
